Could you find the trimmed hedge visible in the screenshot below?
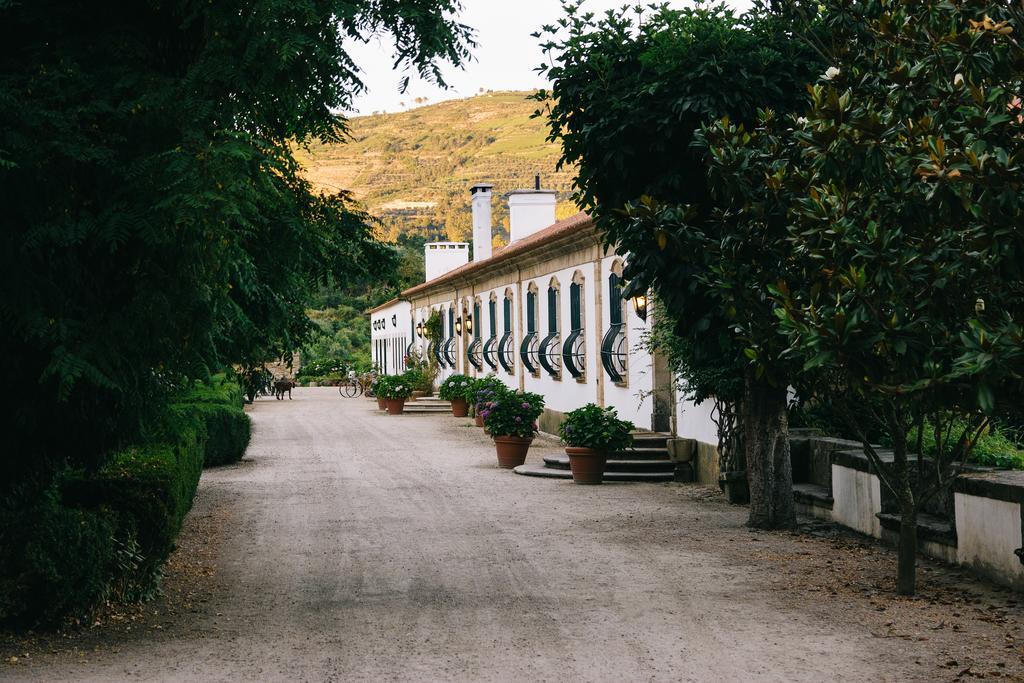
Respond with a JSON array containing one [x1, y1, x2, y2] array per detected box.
[[0, 486, 117, 625], [176, 374, 251, 467], [63, 408, 206, 594], [189, 402, 251, 466], [0, 375, 252, 626]]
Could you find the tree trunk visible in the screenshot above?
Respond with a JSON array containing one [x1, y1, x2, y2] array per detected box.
[[897, 492, 917, 596], [742, 369, 796, 529]]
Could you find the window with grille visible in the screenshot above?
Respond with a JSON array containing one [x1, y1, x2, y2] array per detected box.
[[498, 293, 514, 374], [562, 280, 585, 379], [601, 270, 628, 383], [467, 299, 483, 370], [483, 297, 498, 370], [539, 284, 561, 378], [520, 287, 539, 375]]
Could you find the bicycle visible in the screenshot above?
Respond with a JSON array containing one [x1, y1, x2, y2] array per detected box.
[[339, 372, 364, 398]]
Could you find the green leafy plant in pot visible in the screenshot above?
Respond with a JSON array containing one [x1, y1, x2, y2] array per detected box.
[[559, 404, 634, 484], [439, 374, 474, 417], [376, 374, 413, 415], [371, 375, 388, 410], [481, 391, 545, 468]]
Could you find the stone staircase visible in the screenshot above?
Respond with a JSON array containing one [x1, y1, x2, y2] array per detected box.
[[394, 396, 452, 415], [513, 432, 676, 482]]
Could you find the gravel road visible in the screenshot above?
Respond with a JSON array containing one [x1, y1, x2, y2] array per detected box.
[[5, 387, 1023, 681]]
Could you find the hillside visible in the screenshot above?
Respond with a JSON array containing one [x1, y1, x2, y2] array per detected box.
[[295, 91, 578, 246]]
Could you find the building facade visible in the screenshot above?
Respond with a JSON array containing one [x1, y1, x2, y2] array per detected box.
[[370, 182, 718, 443]]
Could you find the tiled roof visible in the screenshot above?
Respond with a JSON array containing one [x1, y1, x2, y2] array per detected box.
[[400, 211, 593, 298]]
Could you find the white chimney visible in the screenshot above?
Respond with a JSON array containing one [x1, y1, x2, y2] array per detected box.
[[508, 176, 556, 242], [470, 183, 493, 261], [424, 242, 469, 281]]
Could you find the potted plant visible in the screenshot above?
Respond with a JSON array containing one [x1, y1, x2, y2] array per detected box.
[[482, 391, 545, 468], [439, 374, 474, 417], [377, 375, 413, 415], [371, 376, 387, 410], [472, 377, 508, 427], [559, 404, 634, 484]]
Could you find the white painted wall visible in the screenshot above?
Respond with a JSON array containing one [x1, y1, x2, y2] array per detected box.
[[831, 465, 882, 538], [955, 493, 1024, 588], [424, 242, 470, 281], [369, 300, 412, 376], [675, 394, 719, 446]]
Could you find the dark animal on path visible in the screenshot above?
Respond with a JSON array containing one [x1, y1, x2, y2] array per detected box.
[[274, 378, 295, 400]]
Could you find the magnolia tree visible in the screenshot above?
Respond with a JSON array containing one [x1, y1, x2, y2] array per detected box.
[[741, 1, 1024, 594], [535, 0, 822, 528]]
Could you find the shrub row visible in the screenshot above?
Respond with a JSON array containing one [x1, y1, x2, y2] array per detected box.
[[0, 375, 251, 626]]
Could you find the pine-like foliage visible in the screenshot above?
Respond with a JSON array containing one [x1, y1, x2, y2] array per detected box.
[[0, 0, 473, 485]]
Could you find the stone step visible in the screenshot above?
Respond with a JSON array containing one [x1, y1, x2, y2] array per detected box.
[[513, 464, 674, 483], [409, 398, 449, 405], [392, 406, 452, 414], [542, 456, 674, 473], [610, 446, 670, 461], [630, 432, 671, 448]]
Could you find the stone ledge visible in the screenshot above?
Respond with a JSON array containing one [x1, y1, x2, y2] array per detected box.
[[876, 511, 957, 546], [954, 471, 1024, 504]]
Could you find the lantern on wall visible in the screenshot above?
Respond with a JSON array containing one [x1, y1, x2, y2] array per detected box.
[[631, 292, 648, 321], [455, 316, 463, 335], [416, 321, 424, 338], [465, 312, 473, 335]]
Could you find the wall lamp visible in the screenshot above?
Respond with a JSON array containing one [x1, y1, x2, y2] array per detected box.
[[416, 321, 424, 338], [455, 316, 463, 335], [632, 292, 648, 321], [465, 313, 473, 335]]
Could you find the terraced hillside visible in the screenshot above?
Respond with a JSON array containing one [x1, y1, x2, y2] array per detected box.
[[295, 91, 579, 246]]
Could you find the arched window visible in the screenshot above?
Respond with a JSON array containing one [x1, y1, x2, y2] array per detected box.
[[483, 294, 499, 370], [444, 305, 457, 366], [601, 261, 628, 383], [498, 289, 515, 374], [562, 272, 586, 379], [539, 278, 562, 378], [432, 307, 445, 368], [467, 297, 483, 370], [520, 283, 540, 375]]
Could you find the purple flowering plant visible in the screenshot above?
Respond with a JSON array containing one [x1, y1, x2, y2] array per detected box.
[[482, 390, 545, 439]]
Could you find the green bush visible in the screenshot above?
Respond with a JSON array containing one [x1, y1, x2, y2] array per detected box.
[[0, 486, 117, 626], [175, 375, 251, 467], [64, 409, 206, 594], [1, 374, 252, 626], [188, 402, 251, 467], [907, 420, 1024, 470]]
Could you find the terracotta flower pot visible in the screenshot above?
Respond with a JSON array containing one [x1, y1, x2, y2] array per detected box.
[[451, 397, 469, 417], [565, 447, 608, 485], [493, 435, 532, 469], [377, 397, 386, 410], [385, 398, 406, 415], [475, 413, 485, 428]]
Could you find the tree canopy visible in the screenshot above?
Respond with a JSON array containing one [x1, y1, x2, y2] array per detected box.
[[0, 0, 474, 485]]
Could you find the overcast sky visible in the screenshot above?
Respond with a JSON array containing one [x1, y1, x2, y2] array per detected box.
[[346, 0, 753, 115]]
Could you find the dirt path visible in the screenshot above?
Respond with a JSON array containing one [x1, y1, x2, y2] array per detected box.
[[4, 388, 1023, 681]]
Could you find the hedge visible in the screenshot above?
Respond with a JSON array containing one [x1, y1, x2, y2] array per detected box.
[[0, 486, 117, 625], [176, 374, 251, 467], [188, 401, 251, 467], [0, 375, 252, 626]]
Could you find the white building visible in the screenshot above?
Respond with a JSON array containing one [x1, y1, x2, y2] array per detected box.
[[369, 181, 720, 447]]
